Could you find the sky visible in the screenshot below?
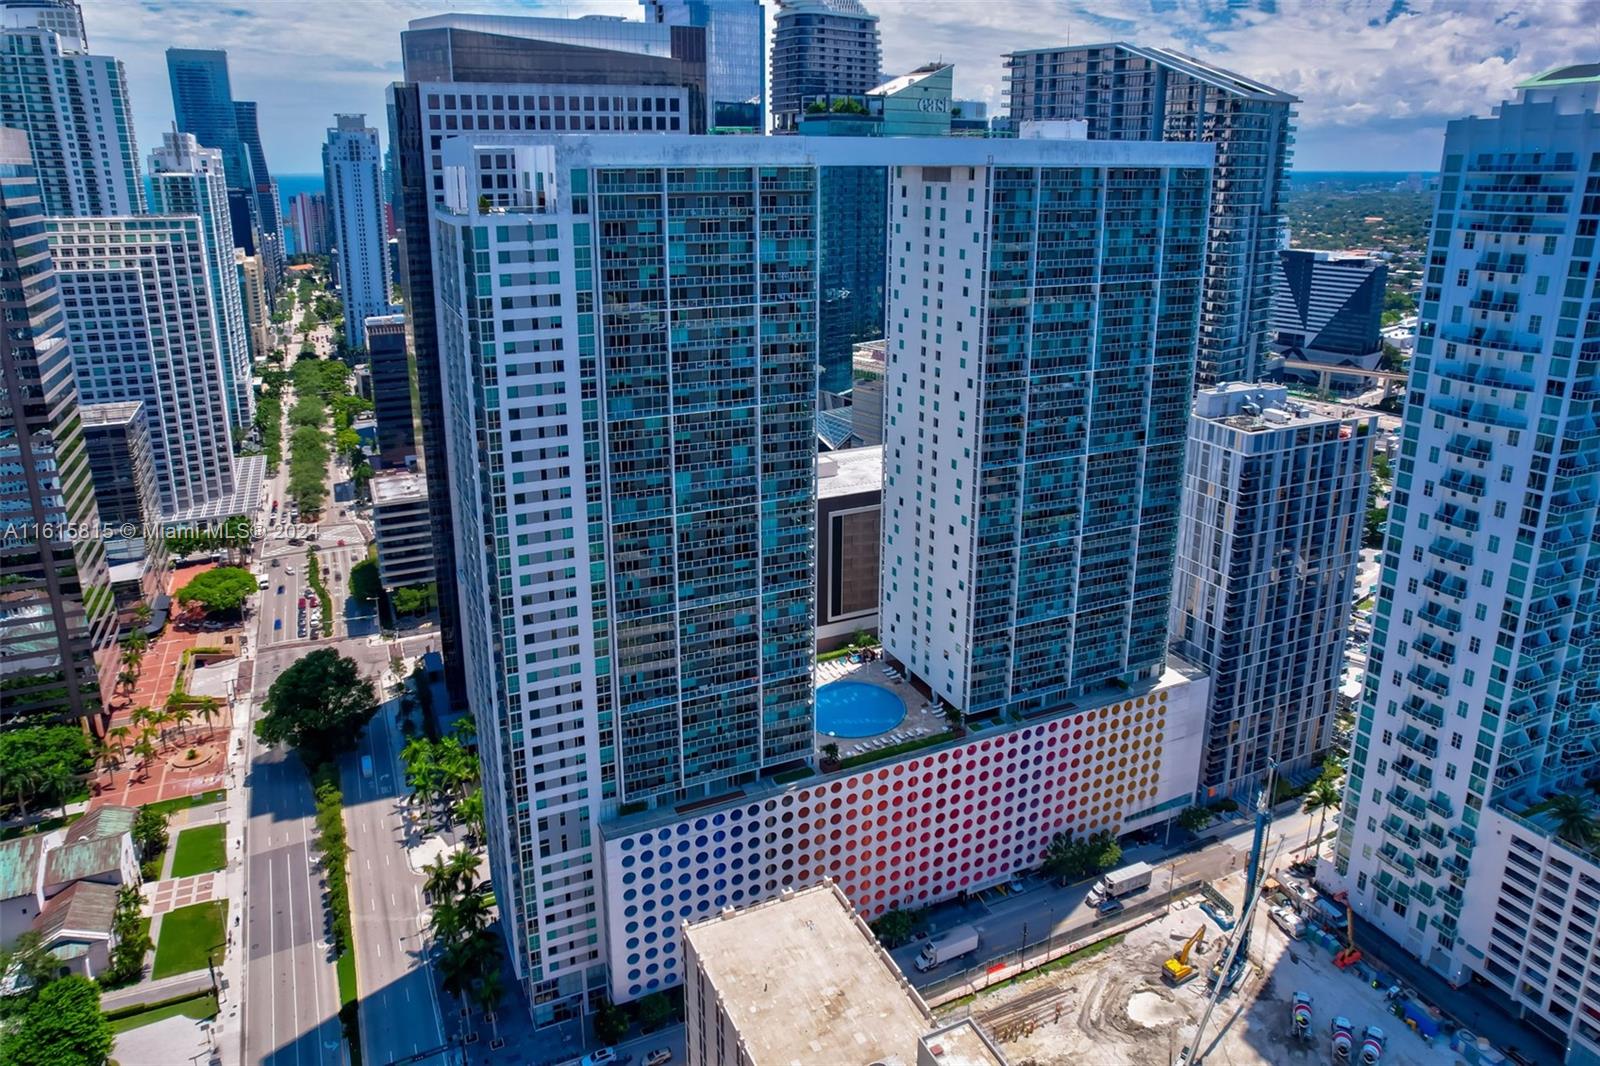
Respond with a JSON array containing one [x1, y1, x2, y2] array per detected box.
[[87, 0, 1590, 176]]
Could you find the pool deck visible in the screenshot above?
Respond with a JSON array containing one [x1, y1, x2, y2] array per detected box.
[[813, 658, 948, 757]]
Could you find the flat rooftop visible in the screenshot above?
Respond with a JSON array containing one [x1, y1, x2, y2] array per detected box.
[[818, 445, 882, 500], [1193, 382, 1371, 431], [370, 471, 428, 505], [921, 1020, 1009, 1066], [685, 881, 931, 1066], [79, 401, 144, 427]]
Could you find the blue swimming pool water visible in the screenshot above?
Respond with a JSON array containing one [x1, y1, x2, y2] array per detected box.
[[816, 681, 906, 738]]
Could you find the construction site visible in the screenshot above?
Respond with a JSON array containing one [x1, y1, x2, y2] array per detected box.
[[945, 875, 1469, 1066]]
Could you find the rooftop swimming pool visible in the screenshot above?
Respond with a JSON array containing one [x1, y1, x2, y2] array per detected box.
[[815, 680, 906, 739]]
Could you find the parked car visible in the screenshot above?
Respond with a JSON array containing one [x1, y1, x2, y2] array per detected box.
[[1096, 897, 1125, 917], [644, 1051, 672, 1066], [580, 1051, 630, 1066]]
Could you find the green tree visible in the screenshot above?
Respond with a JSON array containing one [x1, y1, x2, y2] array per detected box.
[[0, 931, 61, 993], [348, 557, 382, 604], [132, 806, 169, 862], [103, 885, 152, 986], [1176, 806, 1213, 833], [0, 975, 113, 1066], [1302, 777, 1343, 853], [636, 991, 677, 1032], [391, 583, 437, 615], [458, 787, 486, 845], [1548, 793, 1599, 848], [255, 649, 377, 764], [1363, 504, 1388, 549], [593, 998, 630, 1043], [1091, 832, 1122, 872], [175, 567, 258, 615], [0, 725, 91, 818], [870, 908, 915, 948]]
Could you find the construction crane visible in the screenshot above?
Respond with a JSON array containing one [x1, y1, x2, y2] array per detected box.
[[1333, 892, 1363, 969], [1162, 926, 1206, 985], [1174, 762, 1277, 1066]]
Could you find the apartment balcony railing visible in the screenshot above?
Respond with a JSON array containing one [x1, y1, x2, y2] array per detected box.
[[1402, 695, 1446, 729], [1393, 757, 1434, 789]]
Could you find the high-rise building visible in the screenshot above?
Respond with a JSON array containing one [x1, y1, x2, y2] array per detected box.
[[642, 0, 764, 131], [79, 402, 166, 576], [0, 18, 144, 216], [816, 447, 881, 651], [769, 0, 882, 133], [46, 215, 240, 519], [0, 0, 87, 52], [234, 100, 285, 288], [236, 249, 272, 361], [289, 191, 330, 255], [323, 114, 390, 349], [370, 471, 434, 593], [881, 146, 1211, 719], [1335, 69, 1600, 1052], [1170, 383, 1373, 800], [389, 9, 720, 709], [365, 312, 415, 467], [1004, 43, 1296, 385], [167, 48, 258, 256], [798, 63, 955, 395], [1271, 249, 1388, 387], [149, 130, 253, 428], [0, 127, 113, 727], [433, 133, 1213, 1019]]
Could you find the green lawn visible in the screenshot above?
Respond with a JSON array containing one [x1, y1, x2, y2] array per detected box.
[[169, 823, 227, 877], [142, 789, 226, 821], [152, 901, 228, 979], [107, 991, 218, 1034]]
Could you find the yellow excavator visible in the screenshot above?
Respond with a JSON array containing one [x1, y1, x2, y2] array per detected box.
[[1163, 926, 1207, 985]]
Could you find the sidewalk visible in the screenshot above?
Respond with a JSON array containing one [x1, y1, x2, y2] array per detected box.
[[100, 970, 215, 1012]]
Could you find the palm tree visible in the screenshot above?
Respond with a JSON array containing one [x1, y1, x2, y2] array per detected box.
[[132, 602, 153, 628], [132, 736, 159, 778], [117, 668, 138, 694], [92, 737, 122, 778], [109, 724, 132, 754], [197, 700, 221, 738], [171, 705, 194, 740], [1302, 777, 1343, 855], [458, 788, 486, 847], [423, 854, 463, 906], [473, 965, 504, 1047], [151, 706, 176, 746], [1548, 793, 1599, 848]]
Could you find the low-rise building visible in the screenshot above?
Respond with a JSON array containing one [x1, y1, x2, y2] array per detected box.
[[682, 880, 1007, 1066], [370, 470, 434, 592], [1457, 800, 1600, 1064], [0, 805, 139, 980], [366, 312, 417, 469], [816, 446, 881, 651]]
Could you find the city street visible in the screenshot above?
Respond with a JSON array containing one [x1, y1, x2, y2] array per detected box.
[[888, 804, 1320, 989], [342, 701, 449, 1066]]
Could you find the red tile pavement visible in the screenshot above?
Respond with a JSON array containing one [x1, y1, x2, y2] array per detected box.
[[147, 872, 219, 916], [89, 562, 245, 810]]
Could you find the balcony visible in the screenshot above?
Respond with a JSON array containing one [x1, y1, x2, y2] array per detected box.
[[1407, 663, 1451, 697], [1433, 503, 1481, 533], [1386, 785, 1427, 820], [1379, 842, 1418, 876], [1422, 570, 1470, 601], [1393, 756, 1434, 789], [1427, 394, 1528, 431], [1434, 360, 1535, 393], [1440, 469, 1487, 498], [1427, 792, 1455, 818], [1427, 536, 1475, 568], [1448, 824, 1476, 848], [1402, 695, 1446, 729], [1417, 602, 1464, 633], [1397, 726, 1441, 758]]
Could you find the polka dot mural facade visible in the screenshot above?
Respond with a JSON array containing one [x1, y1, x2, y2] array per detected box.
[[599, 670, 1208, 1003]]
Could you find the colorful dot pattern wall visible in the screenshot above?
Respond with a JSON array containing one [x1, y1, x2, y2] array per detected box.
[[600, 674, 1206, 1002]]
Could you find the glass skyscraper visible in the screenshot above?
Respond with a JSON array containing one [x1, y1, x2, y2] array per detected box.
[[0, 20, 144, 217], [641, 0, 764, 131], [880, 149, 1211, 717], [234, 100, 284, 288], [1004, 43, 1296, 385], [769, 0, 882, 133], [432, 137, 817, 1022], [0, 126, 114, 727], [167, 48, 259, 257], [1336, 68, 1600, 1031]]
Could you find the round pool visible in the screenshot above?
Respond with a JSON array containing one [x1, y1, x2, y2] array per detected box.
[[816, 680, 906, 738]]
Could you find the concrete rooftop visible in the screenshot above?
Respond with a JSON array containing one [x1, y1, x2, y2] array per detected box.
[[817, 445, 883, 500], [685, 881, 931, 1066]]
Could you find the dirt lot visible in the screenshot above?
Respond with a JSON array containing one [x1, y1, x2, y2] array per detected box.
[[948, 874, 1463, 1066]]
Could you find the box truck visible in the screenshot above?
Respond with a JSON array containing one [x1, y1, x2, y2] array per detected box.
[[1087, 861, 1155, 904], [914, 924, 979, 971]]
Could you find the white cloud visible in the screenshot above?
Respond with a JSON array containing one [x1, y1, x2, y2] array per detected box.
[[81, 0, 1584, 174]]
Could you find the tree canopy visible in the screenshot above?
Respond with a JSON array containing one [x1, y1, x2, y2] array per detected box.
[[0, 725, 91, 817], [0, 975, 114, 1066], [175, 567, 258, 615], [257, 649, 376, 763], [348, 557, 382, 604]]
